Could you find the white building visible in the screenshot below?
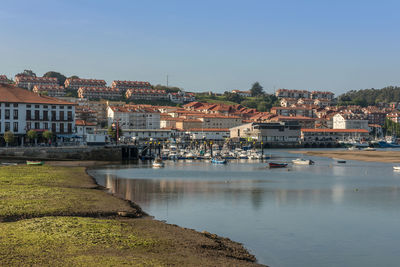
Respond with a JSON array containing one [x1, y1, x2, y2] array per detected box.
[[232, 90, 251, 97], [186, 128, 230, 140], [0, 84, 75, 144], [333, 113, 369, 130], [107, 105, 160, 130]]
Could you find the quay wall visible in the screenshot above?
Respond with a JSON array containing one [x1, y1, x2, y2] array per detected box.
[[0, 146, 125, 161]]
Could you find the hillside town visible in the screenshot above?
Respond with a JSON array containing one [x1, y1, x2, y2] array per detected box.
[[0, 72, 399, 148]]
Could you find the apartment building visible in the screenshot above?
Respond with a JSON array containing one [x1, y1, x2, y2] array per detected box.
[[0, 84, 75, 143], [168, 91, 196, 103], [230, 122, 301, 143], [301, 129, 369, 143], [107, 105, 160, 130], [270, 107, 314, 118], [276, 89, 334, 100], [15, 76, 58, 90], [311, 91, 335, 100], [33, 85, 66, 97], [333, 113, 369, 130], [125, 88, 168, 101], [78, 87, 122, 100], [0, 75, 9, 85], [111, 80, 151, 92], [65, 78, 106, 91]]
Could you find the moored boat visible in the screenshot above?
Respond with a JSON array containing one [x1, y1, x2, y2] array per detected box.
[[211, 157, 227, 164], [393, 166, 400, 171], [268, 162, 288, 168], [337, 160, 346, 164], [292, 158, 314, 165], [26, 161, 44, 166], [152, 158, 165, 168], [363, 147, 376, 151]]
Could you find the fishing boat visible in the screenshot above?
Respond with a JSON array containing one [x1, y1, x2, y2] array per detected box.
[[292, 158, 314, 165], [393, 166, 400, 171], [337, 160, 346, 164], [152, 158, 165, 168], [268, 162, 288, 168], [211, 157, 227, 164], [26, 161, 43, 166]]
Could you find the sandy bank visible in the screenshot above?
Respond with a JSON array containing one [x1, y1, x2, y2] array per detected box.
[[292, 150, 400, 163]]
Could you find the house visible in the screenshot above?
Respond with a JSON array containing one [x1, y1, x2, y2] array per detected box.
[[107, 105, 160, 130], [0, 75, 9, 85], [125, 88, 168, 101], [0, 84, 75, 145], [230, 122, 301, 143], [75, 120, 96, 139], [280, 98, 298, 107], [333, 113, 369, 130], [313, 99, 331, 107], [168, 91, 196, 103], [78, 87, 122, 100], [15, 76, 58, 91], [111, 80, 151, 92], [232, 90, 251, 97], [65, 78, 106, 91], [33, 85, 66, 98]]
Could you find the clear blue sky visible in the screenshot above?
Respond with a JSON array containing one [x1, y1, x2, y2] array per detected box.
[[1, 0, 399, 94]]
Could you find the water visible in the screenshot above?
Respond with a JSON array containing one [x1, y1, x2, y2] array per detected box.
[[89, 151, 400, 267]]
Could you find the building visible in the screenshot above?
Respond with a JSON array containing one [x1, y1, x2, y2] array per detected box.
[[271, 107, 314, 118], [269, 116, 315, 129], [15, 76, 58, 90], [232, 90, 251, 97], [275, 89, 311, 99], [280, 98, 298, 107], [333, 113, 369, 130], [0, 84, 75, 144], [363, 108, 387, 126], [186, 128, 230, 140], [386, 112, 400, 124], [168, 91, 196, 103], [111, 80, 151, 92], [125, 88, 168, 101], [310, 91, 335, 100], [107, 105, 160, 130], [230, 122, 301, 143], [65, 78, 107, 91], [301, 129, 369, 143], [33, 85, 66, 97], [75, 120, 96, 138], [313, 99, 331, 107], [0, 75, 9, 85], [78, 87, 122, 100]]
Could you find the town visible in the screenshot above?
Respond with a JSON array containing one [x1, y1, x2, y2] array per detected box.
[[0, 70, 399, 152]]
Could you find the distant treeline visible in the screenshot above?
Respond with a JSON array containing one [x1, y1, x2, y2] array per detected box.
[[338, 86, 400, 107]]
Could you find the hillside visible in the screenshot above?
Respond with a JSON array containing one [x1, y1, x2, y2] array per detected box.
[[338, 86, 400, 107]]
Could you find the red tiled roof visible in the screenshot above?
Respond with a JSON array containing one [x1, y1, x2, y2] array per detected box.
[[186, 128, 229, 132], [0, 84, 74, 105], [75, 120, 96, 126]]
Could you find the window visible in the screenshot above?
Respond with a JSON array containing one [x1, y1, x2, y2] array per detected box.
[[27, 105, 31, 108], [5, 110, 10, 120], [51, 111, 56, 121], [35, 110, 39, 120], [13, 103, 18, 107], [60, 123, 64, 133], [44, 123, 48, 130], [13, 110, 18, 120], [35, 122, 40, 129], [59, 106, 64, 109], [67, 123, 72, 133], [13, 122, 18, 132], [44, 105, 48, 109], [26, 110, 31, 120], [67, 111, 72, 121], [67, 106, 72, 109], [5, 103, 10, 107], [60, 111, 64, 121], [52, 106, 56, 109], [5, 122, 10, 131], [35, 105, 39, 108], [43, 111, 48, 120], [52, 123, 56, 132]]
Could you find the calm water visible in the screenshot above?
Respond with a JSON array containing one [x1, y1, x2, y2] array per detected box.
[[90, 151, 400, 267]]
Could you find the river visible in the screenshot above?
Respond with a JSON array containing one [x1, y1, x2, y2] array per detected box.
[[89, 150, 400, 266]]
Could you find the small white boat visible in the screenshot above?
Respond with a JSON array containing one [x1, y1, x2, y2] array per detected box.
[[393, 166, 400, 171], [363, 147, 376, 151], [292, 158, 314, 165], [152, 158, 165, 168]]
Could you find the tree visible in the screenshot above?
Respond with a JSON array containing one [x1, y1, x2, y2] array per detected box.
[[16, 70, 36, 77], [68, 75, 80, 79], [3, 131, 14, 147], [43, 71, 67, 86], [27, 130, 37, 145], [108, 125, 123, 141], [224, 92, 243, 103], [250, 82, 264, 97], [43, 131, 53, 144]]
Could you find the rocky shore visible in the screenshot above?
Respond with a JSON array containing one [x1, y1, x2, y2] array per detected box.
[[0, 161, 264, 266]]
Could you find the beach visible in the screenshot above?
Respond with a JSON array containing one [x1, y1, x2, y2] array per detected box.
[[0, 162, 263, 266], [293, 150, 400, 163]]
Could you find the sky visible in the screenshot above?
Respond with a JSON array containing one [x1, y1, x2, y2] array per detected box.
[[0, 0, 399, 95]]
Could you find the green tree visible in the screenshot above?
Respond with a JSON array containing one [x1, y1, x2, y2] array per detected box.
[[108, 125, 123, 141], [3, 131, 14, 147], [16, 70, 36, 77], [43, 71, 67, 86], [68, 75, 80, 79], [43, 131, 53, 143], [250, 82, 264, 97], [27, 130, 38, 145], [224, 92, 243, 103]]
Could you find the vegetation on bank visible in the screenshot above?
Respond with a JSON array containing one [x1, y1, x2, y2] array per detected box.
[[338, 86, 400, 107], [0, 165, 260, 266]]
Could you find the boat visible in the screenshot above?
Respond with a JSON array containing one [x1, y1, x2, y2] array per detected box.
[[211, 157, 227, 164], [1, 162, 18, 166], [337, 160, 346, 164], [292, 158, 314, 165], [378, 141, 400, 148], [363, 147, 376, 151], [348, 146, 359, 151], [268, 162, 288, 168], [152, 158, 165, 168], [26, 161, 43, 166], [393, 166, 400, 171]]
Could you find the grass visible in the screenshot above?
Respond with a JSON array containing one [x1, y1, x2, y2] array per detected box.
[[0, 164, 260, 266], [0, 165, 136, 219]]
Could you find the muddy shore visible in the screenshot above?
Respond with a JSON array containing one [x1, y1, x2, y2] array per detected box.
[[292, 150, 400, 163], [0, 161, 264, 266]]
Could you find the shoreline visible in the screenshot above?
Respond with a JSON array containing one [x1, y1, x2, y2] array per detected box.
[[0, 161, 263, 266], [291, 150, 400, 163]]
